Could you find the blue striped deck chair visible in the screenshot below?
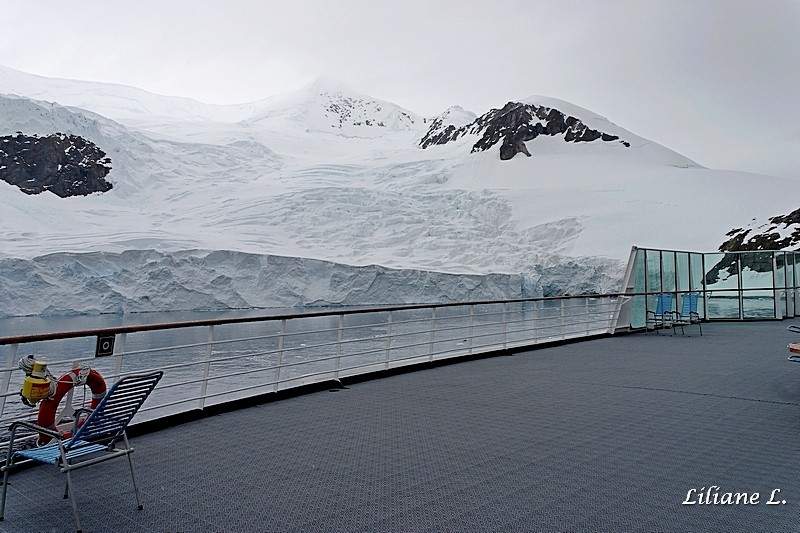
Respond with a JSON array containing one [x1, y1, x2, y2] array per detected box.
[[0, 370, 163, 533], [673, 293, 703, 336], [646, 293, 674, 334]]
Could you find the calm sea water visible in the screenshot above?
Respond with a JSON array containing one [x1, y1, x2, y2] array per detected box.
[[0, 307, 324, 338]]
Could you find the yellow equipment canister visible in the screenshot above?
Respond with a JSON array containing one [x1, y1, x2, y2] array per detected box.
[[21, 360, 51, 404]]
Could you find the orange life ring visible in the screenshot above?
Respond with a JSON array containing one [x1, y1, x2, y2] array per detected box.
[[36, 368, 106, 445]]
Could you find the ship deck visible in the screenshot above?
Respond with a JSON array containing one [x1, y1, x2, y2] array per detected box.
[[3, 320, 800, 532]]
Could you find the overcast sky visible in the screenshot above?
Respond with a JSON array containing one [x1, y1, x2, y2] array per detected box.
[[1, 0, 798, 179]]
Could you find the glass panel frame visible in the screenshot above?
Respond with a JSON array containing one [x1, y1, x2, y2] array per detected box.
[[738, 252, 774, 290], [707, 290, 742, 319], [645, 250, 661, 294], [676, 252, 690, 293], [661, 251, 677, 293], [631, 249, 646, 329], [627, 247, 800, 324], [689, 253, 705, 319]]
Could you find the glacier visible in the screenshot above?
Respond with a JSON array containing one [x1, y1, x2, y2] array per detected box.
[[0, 249, 626, 318], [2, 66, 800, 318]]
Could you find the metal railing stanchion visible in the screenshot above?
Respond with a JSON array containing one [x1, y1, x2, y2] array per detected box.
[[274, 319, 285, 393], [502, 303, 508, 350], [198, 325, 214, 410], [335, 314, 343, 380], [0, 344, 18, 418], [113, 333, 127, 382], [428, 308, 436, 361], [385, 311, 393, 371], [585, 299, 590, 336], [468, 306, 474, 355]]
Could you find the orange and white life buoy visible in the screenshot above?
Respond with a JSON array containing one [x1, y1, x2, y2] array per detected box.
[[36, 368, 106, 445]]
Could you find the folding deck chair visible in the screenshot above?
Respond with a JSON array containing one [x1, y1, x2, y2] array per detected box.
[[672, 292, 703, 336], [0, 370, 163, 533], [646, 293, 674, 334]]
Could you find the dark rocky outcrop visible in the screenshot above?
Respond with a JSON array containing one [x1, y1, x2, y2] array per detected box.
[[0, 133, 112, 197], [707, 207, 800, 284], [420, 101, 630, 160], [719, 207, 800, 253]]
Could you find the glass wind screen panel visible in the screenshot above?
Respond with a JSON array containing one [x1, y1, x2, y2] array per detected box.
[[707, 290, 741, 319], [646, 250, 661, 293], [779, 290, 788, 319], [631, 296, 646, 329], [776, 253, 786, 288], [796, 289, 800, 317], [740, 252, 774, 290], [690, 253, 704, 292], [777, 253, 788, 318], [704, 253, 740, 292], [742, 293, 776, 319], [661, 251, 676, 292], [631, 250, 646, 329], [676, 252, 689, 292], [789, 256, 797, 316]]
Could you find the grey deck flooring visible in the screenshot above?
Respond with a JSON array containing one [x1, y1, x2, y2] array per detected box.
[[3, 320, 800, 532]]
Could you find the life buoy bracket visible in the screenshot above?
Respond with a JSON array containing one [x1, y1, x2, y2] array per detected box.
[[36, 368, 107, 445]]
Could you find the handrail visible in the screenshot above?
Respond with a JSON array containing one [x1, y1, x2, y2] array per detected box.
[[0, 293, 626, 346], [0, 294, 623, 453]]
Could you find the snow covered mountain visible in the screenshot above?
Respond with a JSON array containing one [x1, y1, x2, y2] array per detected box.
[[720, 207, 800, 252], [246, 75, 423, 136], [1, 64, 798, 317]]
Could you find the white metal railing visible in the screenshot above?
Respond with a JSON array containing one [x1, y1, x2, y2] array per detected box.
[[0, 295, 624, 448]]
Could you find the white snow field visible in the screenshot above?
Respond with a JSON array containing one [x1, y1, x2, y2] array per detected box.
[[1, 65, 798, 316]]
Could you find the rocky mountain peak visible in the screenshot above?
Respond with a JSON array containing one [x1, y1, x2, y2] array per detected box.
[[0, 132, 112, 197], [719, 208, 800, 252], [420, 101, 630, 160], [314, 83, 420, 132], [248, 76, 422, 134], [704, 208, 800, 285]]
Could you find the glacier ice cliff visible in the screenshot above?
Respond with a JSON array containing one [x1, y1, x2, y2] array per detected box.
[[0, 249, 623, 318]]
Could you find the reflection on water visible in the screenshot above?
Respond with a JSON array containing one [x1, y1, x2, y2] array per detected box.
[[707, 296, 783, 319]]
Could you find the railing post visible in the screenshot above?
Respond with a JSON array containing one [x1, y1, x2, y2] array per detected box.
[[0, 343, 18, 418], [428, 308, 436, 361], [585, 298, 590, 335], [274, 319, 285, 393], [560, 299, 566, 340], [335, 314, 343, 380], [468, 305, 474, 355], [384, 311, 393, 370], [113, 332, 127, 381], [502, 303, 508, 350], [198, 325, 214, 410]]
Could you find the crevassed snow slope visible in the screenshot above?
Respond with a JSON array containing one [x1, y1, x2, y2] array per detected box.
[[2, 66, 798, 316]]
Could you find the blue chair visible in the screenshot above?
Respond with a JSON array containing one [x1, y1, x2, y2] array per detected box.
[[646, 293, 674, 334], [0, 370, 163, 533], [673, 293, 703, 336]]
